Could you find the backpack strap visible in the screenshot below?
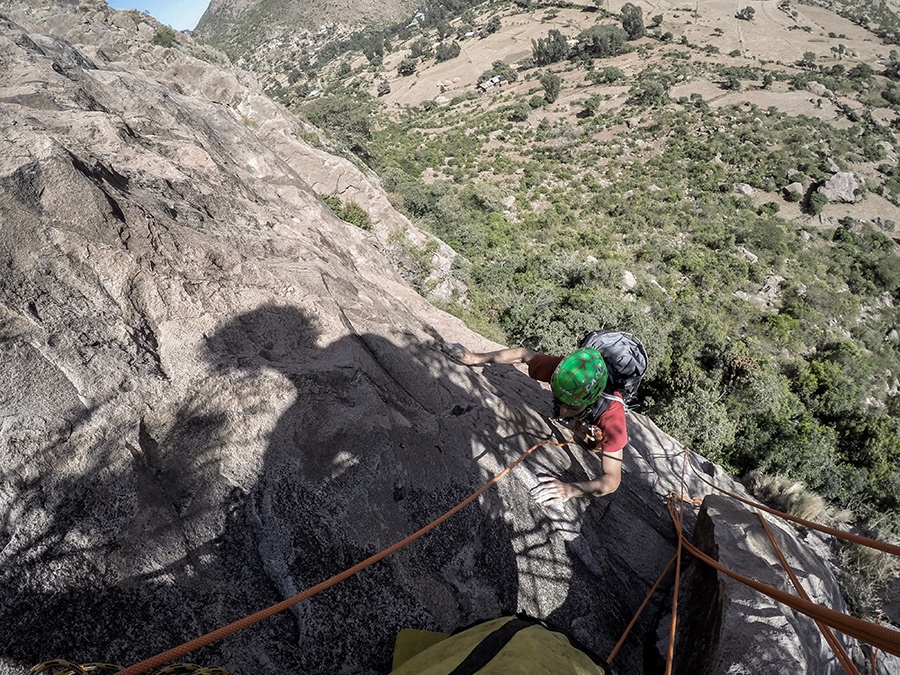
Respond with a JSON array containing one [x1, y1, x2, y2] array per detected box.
[[447, 618, 534, 674], [577, 392, 626, 427]]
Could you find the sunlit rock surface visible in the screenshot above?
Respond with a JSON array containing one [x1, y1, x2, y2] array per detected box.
[[0, 5, 893, 675]]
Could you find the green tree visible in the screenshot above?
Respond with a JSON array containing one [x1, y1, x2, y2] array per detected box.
[[398, 57, 417, 76], [583, 95, 602, 116], [587, 66, 625, 84], [807, 191, 828, 214], [485, 15, 502, 34], [540, 72, 562, 103], [531, 29, 570, 65], [435, 41, 461, 62], [735, 6, 755, 20], [576, 24, 628, 58], [884, 50, 900, 80], [411, 38, 432, 59], [508, 100, 531, 122], [302, 94, 375, 140], [849, 63, 874, 80], [621, 3, 646, 40]]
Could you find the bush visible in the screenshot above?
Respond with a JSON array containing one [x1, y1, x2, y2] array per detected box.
[[478, 61, 518, 84], [587, 66, 625, 84], [630, 76, 669, 107], [435, 41, 461, 63], [321, 194, 372, 230], [540, 72, 562, 103], [410, 38, 432, 59], [398, 58, 417, 76], [807, 191, 828, 214], [508, 100, 531, 122], [736, 6, 755, 20], [302, 94, 375, 140], [150, 26, 177, 48]]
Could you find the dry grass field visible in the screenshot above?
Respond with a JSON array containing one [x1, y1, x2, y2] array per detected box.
[[364, 0, 900, 226]]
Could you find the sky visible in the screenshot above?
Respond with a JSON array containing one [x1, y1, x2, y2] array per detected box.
[[107, 0, 211, 31]]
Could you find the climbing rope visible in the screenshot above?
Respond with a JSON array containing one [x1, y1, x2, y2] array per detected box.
[[756, 512, 860, 675], [685, 449, 900, 557], [106, 436, 572, 675], [667, 448, 900, 658]]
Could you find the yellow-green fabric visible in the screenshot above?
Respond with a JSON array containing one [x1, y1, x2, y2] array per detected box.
[[390, 617, 606, 675], [392, 629, 451, 670]]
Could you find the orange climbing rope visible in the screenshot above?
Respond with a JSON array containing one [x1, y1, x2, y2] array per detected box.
[[685, 451, 900, 557], [664, 447, 691, 675], [666, 447, 900, 659], [112, 436, 572, 675], [609, 444, 900, 672], [756, 512, 860, 675]]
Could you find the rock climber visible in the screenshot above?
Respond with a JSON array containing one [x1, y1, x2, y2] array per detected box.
[[446, 343, 626, 506]]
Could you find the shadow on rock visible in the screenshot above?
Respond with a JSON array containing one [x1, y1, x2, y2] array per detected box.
[[0, 303, 541, 674]]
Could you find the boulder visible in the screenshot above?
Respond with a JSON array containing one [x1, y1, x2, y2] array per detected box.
[[818, 172, 862, 203], [737, 246, 758, 263], [808, 81, 832, 97], [785, 181, 805, 197]]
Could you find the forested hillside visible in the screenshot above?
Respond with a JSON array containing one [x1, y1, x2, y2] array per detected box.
[[197, 0, 900, 543]]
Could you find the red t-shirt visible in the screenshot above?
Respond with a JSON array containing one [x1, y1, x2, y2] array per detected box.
[[528, 353, 628, 454]]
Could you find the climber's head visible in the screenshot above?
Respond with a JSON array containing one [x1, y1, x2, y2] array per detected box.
[[551, 348, 608, 414]]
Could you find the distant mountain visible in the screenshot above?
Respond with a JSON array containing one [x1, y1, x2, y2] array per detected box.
[[195, 0, 419, 52]]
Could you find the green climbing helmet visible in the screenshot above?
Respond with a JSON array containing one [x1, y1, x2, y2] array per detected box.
[[551, 347, 608, 408]]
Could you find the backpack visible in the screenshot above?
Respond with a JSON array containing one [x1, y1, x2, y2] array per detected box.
[[391, 616, 609, 674], [579, 330, 648, 414]]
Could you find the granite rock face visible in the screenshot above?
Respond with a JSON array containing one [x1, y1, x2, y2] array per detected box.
[[0, 6, 893, 675]]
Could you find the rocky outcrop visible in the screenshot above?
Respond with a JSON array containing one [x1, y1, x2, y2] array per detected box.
[[819, 172, 862, 203], [0, 6, 895, 675]]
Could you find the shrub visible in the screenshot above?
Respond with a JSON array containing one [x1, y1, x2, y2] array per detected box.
[[508, 100, 531, 122], [150, 26, 177, 48], [410, 38, 431, 59], [302, 94, 375, 140], [397, 58, 417, 76], [435, 41, 461, 62], [736, 6, 755, 20], [630, 74, 670, 107], [485, 15, 502, 35], [807, 191, 828, 214], [587, 66, 625, 84], [540, 72, 562, 103], [478, 61, 518, 84], [321, 194, 372, 230]]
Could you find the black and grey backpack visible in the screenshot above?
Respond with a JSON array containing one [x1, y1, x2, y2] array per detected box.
[[575, 330, 649, 422]]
